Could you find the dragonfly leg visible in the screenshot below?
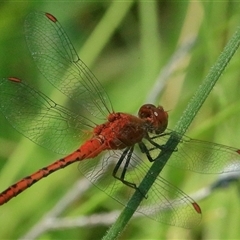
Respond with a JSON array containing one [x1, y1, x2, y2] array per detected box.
[[139, 136, 167, 163], [149, 132, 179, 151], [112, 147, 148, 199], [139, 132, 179, 163], [147, 136, 167, 150], [138, 142, 155, 162], [113, 147, 137, 188]]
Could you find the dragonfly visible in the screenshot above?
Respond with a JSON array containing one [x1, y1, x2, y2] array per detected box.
[[0, 12, 240, 229]]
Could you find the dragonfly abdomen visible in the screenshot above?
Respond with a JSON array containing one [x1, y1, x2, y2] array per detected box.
[[0, 138, 107, 205]]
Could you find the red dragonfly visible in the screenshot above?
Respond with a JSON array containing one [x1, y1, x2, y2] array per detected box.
[[0, 12, 240, 228]]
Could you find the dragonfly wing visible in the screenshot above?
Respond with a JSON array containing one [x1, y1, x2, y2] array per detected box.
[[78, 149, 201, 228], [172, 134, 240, 173], [24, 12, 112, 120], [144, 131, 240, 174], [0, 77, 93, 155]]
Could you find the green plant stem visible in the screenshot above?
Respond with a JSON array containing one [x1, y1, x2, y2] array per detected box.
[[102, 27, 240, 240]]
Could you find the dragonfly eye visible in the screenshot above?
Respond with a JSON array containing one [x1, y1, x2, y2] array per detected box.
[[138, 104, 168, 134]]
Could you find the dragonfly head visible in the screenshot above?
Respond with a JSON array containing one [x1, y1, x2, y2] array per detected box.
[[138, 104, 168, 134]]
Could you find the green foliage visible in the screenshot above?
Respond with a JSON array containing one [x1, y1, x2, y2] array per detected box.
[[1, 1, 240, 239]]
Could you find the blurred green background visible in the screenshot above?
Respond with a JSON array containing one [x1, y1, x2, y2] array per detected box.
[[1, 1, 240, 239]]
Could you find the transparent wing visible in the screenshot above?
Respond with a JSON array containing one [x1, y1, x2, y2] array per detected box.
[[24, 12, 112, 120], [78, 149, 201, 228], [142, 131, 240, 173], [0, 77, 93, 154]]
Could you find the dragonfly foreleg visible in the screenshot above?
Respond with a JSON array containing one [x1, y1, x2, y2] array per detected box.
[[138, 142, 155, 162], [139, 132, 179, 163]]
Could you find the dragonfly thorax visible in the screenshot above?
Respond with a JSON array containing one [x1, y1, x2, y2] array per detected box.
[[93, 112, 148, 149]]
